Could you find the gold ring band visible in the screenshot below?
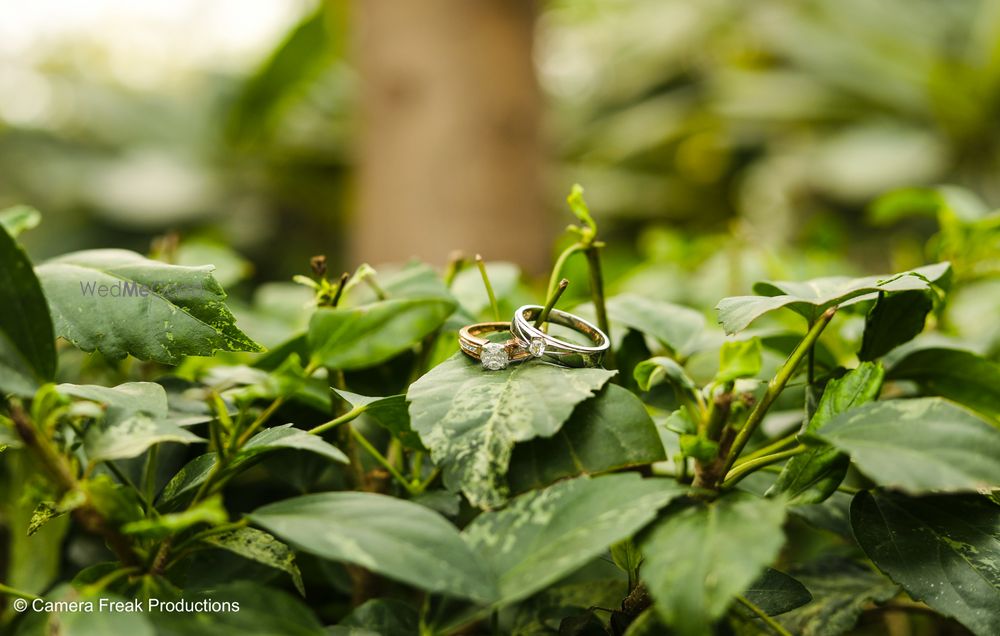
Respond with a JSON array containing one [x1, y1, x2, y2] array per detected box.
[[458, 322, 530, 370]]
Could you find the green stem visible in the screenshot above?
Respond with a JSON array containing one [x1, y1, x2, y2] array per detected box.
[[735, 433, 798, 465], [363, 272, 387, 301], [475, 254, 501, 321], [0, 582, 41, 601], [722, 446, 807, 489], [142, 444, 159, 506], [736, 595, 793, 636], [583, 243, 611, 349], [350, 425, 418, 495], [443, 251, 466, 288], [720, 307, 836, 478], [546, 242, 585, 301], [535, 278, 569, 328], [308, 405, 365, 435], [330, 272, 350, 307]]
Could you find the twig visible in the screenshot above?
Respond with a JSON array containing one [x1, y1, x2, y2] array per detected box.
[[722, 445, 807, 489], [720, 307, 836, 480], [349, 425, 418, 495], [475, 254, 500, 321], [535, 278, 569, 328]]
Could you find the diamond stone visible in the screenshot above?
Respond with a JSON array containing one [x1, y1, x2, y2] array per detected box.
[[528, 336, 546, 357], [481, 342, 509, 370]]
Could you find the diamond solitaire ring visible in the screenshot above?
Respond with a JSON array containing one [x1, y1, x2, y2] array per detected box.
[[510, 305, 610, 368], [458, 322, 532, 371]]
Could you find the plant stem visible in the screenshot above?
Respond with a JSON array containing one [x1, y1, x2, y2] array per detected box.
[[330, 272, 350, 307], [735, 433, 798, 465], [722, 446, 807, 489], [546, 242, 585, 301], [142, 444, 159, 506], [0, 582, 41, 600], [349, 425, 418, 495], [535, 278, 569, 328], [475, 254, 500, 321], [583, 243, 611, 348], [443, 251, 466, 288], [308, 405, 365, 435], [720, 307, 836, 479], [232, 396, 286, 449], [736, 595, 793, 636]]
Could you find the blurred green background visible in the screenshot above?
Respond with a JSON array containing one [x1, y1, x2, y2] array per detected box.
[[3, 0, 999, 354]]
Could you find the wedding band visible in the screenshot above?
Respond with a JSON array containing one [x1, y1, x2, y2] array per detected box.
[[510, 305, 610, 368], [458, 322, 531, 371]]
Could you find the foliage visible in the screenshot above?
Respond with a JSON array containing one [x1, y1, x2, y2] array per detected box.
[[1, 191, 1000, 636]]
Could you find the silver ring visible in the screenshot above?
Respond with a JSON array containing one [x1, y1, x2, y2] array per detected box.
[[510, 305, 610, 368]]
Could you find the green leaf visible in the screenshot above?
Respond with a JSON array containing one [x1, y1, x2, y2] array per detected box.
[[888, 348, 1000, 421], [715, 262, 951, 334], [816, 397, 1000, 493], [858, 290, 933, 361], [334, 389, 425, 451], [610, 539, 642, 582], [870, 185, 989, 225], [36, 249, 262, 364], [15, 585, 155, 636], [641, 493, 787, 636], [308, 297, 455, 370], [158, 424, 346, 507], [775, 558, 898, 636], [122, 496, 227, 539], [408, 354, 616, 508], [716, 338, 763, 383], [58, 382, 204, 462], [250, 491, 497, 602], [851, 491, 1000, 636], [740, 568, 812, 617], [462, 474, 685, 606], [0, 205, 41, 237], [148, 581, 325, 636], [508, 384, 666, 492], [604, 294, 705, 353], [0, 416, 23, 450], [28, 490, 86, 536], [768, 362, 885, 504], [633, 357, 697, 393], [205, 527, 305, 596], [679, 435, 719, 462], [340, 599, 419, 636], [0, 221, 55, 389]]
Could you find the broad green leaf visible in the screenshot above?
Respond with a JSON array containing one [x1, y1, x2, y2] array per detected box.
[[308, 297, 455, 370], [334, 389, 425, 451], [716, 338, 763, 383], [250, 491, 497, 602], [610, 539, 642, 582], [768, 362, 884, 504], [340, 599, 419, 636], [852, 491, 1000, 636], [0, 222, 55, 389], [205, 527, 305, 596], [462, 474, 685, 606], [715, 262, 950, 334], [816, 398, 1000, 493], [408, 354, 615, 508], [858, 290, 932, 361], [158, 424, 346, 507], [641, 493, 787, 636], [508, 384, 666, 492], [0, 205, 41, 237], [58, 382, 204, 462], [775, 558, 898, 636], [14, 585, 155, 636], [604, 294, 705, 353], [740, 568, 812, 617], [36, 249, 262, 363], [147, 581, 324, 636], [888, 348, 1000, 421]]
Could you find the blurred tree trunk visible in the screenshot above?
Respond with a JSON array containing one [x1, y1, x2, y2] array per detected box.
[[352, 0, 549, 272]]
